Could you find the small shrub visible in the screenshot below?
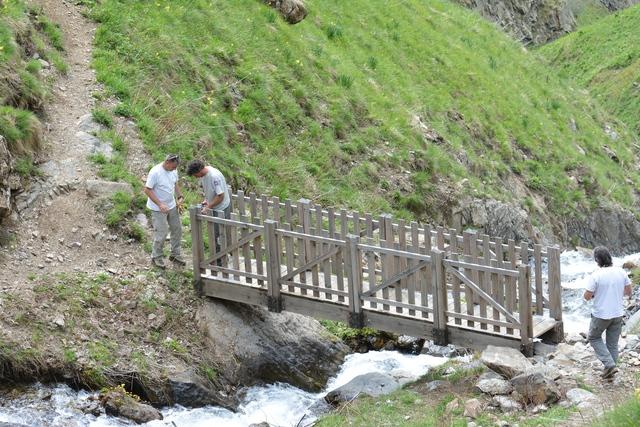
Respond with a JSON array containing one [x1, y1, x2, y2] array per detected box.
[[25, 59, 42, 74], [92, 108, 113, 128]]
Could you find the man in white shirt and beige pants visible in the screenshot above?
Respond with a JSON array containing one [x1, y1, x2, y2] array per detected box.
[[144, 154, 186, 269], [584, 246, 632, 379]]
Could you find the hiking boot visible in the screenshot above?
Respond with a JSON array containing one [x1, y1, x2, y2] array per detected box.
[[602, 366, 618, 379], [169, 255, 186, 266], [151, 257, 166, 269]]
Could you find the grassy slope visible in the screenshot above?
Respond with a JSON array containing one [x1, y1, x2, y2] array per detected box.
[[88, 0, 638, 224], [0, 0, 65, 159], [540, 4, 640, 135]]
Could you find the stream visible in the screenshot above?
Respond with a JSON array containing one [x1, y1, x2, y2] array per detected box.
[[1, 250, 638, 426]]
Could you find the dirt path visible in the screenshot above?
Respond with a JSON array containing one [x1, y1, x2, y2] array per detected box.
[[0, 0, 151, 289]]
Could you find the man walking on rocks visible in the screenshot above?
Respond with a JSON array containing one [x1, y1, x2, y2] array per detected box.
[[187, 159, 230, 258], [584, 246, 632, 379], [144, 154, 186, 269]]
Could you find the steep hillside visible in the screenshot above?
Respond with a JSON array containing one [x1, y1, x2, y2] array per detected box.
[[540, 4, 640, 135], [0, 0, 65, 234], [87, 0, 639, 248]]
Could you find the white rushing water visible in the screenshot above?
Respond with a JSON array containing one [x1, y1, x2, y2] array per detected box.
[[2, 250, 638, 426], [0, 351, 449, 427]]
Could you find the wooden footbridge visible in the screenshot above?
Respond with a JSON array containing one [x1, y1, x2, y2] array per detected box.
[[189, 193, 564, 355]]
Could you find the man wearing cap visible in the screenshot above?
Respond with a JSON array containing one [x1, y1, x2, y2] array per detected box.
[[186, 160, 230, 259], [144, 154, 185, 268]]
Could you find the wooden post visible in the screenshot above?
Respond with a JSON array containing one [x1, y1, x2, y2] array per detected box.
[[431, 249, 448, 346], [265, 220, 283, 312], [534, 244, 544, 315], [547, 246, 564, 343], [518, 264, 533, 356], [190, 207, 204, 296], [298, 198, 312, 263], [346, 234, 363, 328]]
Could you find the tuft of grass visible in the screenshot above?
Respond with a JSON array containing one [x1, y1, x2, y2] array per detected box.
[[320, 320, 377, 340], [591, 393, 640, 426], [13, 156, 42, 177], [325, 23, 343, 40], [0, 106, 42, 155], [92, 108, 114, 128]]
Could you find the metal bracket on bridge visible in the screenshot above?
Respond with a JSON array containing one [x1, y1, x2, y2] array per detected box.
[[432, 328, 448, 346], [267, 296, 284, 313], [348, 312, 365, 329]]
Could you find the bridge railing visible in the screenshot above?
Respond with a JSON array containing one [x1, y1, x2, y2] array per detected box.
[[226, 192, 562, 321], [190, 194, 563, 354]]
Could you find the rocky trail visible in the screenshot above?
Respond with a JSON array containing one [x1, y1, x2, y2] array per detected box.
[[0, 0, 153, 289]]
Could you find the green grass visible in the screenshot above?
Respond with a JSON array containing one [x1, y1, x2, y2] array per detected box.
[[592, 394, 640, 426], [540, 4, 640, 134], [85, 0, 640, 226], [0, 106, 42, 155], [92, 107, 114, 128], [320, 320, 377, 340], [13, 156, 42, 177]]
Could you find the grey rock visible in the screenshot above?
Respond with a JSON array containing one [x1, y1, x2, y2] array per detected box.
[[167, 368, 224, 408], [77, 113, 103, 134], [534, 342, 556, 357], [492, 395, 523, 412], [565, 205, 640, 255], [479, 369, 503, 381], [395, 335, 425, 354], [85, 179, 133, 199], [76, 131, 113, 159], [422, 341, 464, 358], [566, 388, 597, 406], [136, 213, 149, 229], [100, 390, 162, 424], [564, 334, 584, 345], [480, 345, 533, 379], [475, 378, 513, 395], [454, 198, 531, 242], [463, 398, 483, 418], [455, 0, 575, 45], [424, 380, 447, 392], [197, 299, 349, 392], [325, 372, 400, 405]]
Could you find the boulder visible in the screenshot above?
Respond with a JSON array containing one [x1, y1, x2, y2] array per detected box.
[[475, 378, 513, 395], [510, 369, 561, 404], [453, 198, 532, 243], [463, 398, 482, 418], [566, 388, 597, 410], [422, 341, 465, 358], [480, 346, 533, 379], [85, 180, 133, 199], [534, 342, 556, 357], [197, 299, 349, 392], [167, 368, 225, 408], [100, 389, 163, 424], [263, 0, 307, 24], [324, 372, 400, 405], [478, 369, 503, 381], [395, 335, 425, 354], [492, 395, 523, 412], [565, 205, 640, 254]]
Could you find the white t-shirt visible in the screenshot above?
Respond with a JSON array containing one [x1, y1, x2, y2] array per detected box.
[[585, 266, 630, 319], [145, 163, 178, 211], [200, 166, 230, 212]]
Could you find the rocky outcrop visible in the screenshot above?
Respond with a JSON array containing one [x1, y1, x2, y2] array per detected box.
[[455, 0, 575, 45], [453, 198, 535, 242], [0, 136, 29, 237], [197, 299, 349, 392], [263, 0, 307, 24], [480, 346, 533, 379], [565, 205, 640, 255]]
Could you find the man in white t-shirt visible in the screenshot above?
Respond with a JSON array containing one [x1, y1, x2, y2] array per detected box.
[[187, 160, 231, 263], [144, 154, 185, 269], [584, 246, 632, 379]]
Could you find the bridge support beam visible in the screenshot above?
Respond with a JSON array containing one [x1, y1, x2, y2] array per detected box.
[[432, 328, 448, 346]]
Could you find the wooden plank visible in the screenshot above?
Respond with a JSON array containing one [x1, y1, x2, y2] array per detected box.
[[431, 249, 447, 332], [358, 243, 431, 261], [533, 318, 557, 337], [446, 327, 521, 352], [408, 222, 419, 316], [534, 244, 544, 315], [381, 214, 392, 311], [346, 235, 363, 317], [309, 209, 320, 298], [365, 244, 377, 309], [283, 223, 295, 292], [423, 225, 432, 301], [282, 281, 349, 298], [449, 228, 458, 254], [206, 267, 266, 282], [261, 194, 269, 222], [548, 246, 563, 322], [519, 265, 533, 348], [277, 228, 345, 245], [462, 232, 475, 328], [206, 216, 219, 278], [189, 207, 204, 284], [362, 297, 432, 314], [202, 279, 267, 306], [272, 196, 281, 223], [352, 211, 360, 238], [365, 214, 374, 239], [451, 253, 462, 326], [364, 311, 435, 339], [229, 213, 241, 281], [436, 226, 445, 250], [265, 221, 281, 304], [395, 220, 406, 314], [298, 198, 312, 264], [237, 191, 253, 284], [362, 260, 430, 296], [329, 207, 345, 303], [490, 259, 501, 333], [445, 312, 518, 329], [282, 294, 351, 321], [506, 239, 517, 334], [318, 206, 332, 301], [295, 224, 307, 296]]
